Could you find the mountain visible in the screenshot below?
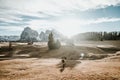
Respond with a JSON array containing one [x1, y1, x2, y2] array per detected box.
[[39, 31, 47, 42], [39, 29, 66, 42], [0, 27, 67, 42], [0, 36, 20, 42], [20, 27, 39, 42]]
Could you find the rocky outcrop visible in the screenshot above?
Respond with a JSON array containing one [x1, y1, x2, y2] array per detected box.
[[39, 29, 66, 42], [20, 27, 38, 42], [39, 31, 47, 41]]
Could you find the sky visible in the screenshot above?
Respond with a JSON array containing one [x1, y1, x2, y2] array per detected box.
[[0, 0, 120, 37]]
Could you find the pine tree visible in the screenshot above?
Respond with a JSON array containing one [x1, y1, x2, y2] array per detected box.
[[48, 32, 61, 50], [48, 32, 55, 49]]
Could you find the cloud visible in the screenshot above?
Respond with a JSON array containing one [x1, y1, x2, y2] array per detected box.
[[53, 17, 120, 36], [0, 26, 23, 31], [0, 0, 120, 13], [0, 0, 120, 24], [74, 17, 120, 25], [0, 0, 120, 22], [25, 17, 120, 37], [91, 17, 120, 24], [0, 26, 24, 35], [0, 0, 120, 36], [53, 17, 120, 27]]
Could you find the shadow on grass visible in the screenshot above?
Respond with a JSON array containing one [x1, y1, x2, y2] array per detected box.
[[0, 57, 31, 61], [98, 47, 120, 53], [0, 46, 13, 52], [57, 60, 81, 70]]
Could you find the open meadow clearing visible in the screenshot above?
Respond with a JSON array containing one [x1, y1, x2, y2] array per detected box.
[[0, 41, 120, 80]]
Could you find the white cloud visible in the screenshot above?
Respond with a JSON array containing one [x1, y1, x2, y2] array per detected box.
[[86, 17, 120, 24], [0, 26, 23, 31], [95, 17, 120, 23], [0, 17, 22, 23], [26, 20, 53, 30], [0, 8, 50, 23], [0, 9, 22, 23], [1, 0, 120, 36], [26, 17, 120, 37], [53, 17, 120, 36], [0, 0, 120, 23], [0, 0, 120, 13], [0, 0, 120, 36], [0, 17, 120, 36]]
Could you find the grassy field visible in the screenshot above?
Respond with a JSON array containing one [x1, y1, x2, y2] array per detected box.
[[0, 58, 120, 80], [0, 41, 120, 80]]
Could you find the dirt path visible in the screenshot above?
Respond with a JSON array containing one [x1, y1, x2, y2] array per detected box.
[[0, 58, 120, 80]]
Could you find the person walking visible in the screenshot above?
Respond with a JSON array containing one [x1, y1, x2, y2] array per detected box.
[[60, 57, 67, 72]]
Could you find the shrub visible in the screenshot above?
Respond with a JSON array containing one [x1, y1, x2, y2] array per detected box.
[[55, 39, 61, 49], [29, 52, 39, 57], [27, 42, 33, 45]]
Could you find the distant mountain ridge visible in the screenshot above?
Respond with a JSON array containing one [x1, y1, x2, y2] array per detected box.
[[0, 36, 20, 42], [0, 27, 66, 42], [19, 27, 66, 42], [1, 27, 119, 42], [39, 29, 66, 42]]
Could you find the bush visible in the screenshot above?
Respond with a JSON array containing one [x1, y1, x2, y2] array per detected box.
[[5, 52, 13, 57], [27, 42, 33, 45], [55, 40, 61, 49], [29, 52, 40, 57]]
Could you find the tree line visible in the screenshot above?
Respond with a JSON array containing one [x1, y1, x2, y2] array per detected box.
[[73, 31, 120, 41]]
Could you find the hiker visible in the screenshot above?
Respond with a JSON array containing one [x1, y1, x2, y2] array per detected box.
[[62, 57, 66, 68], [60, 57, 67, 72]]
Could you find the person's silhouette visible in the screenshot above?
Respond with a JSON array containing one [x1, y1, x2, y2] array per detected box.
[[60, 57, 67, 72]]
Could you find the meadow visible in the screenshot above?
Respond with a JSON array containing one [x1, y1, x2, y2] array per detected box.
[[0, 41, 120, 80]]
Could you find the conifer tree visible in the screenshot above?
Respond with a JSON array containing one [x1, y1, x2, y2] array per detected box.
[[48, 32, 55, 49], [48, 32, 61, 49]]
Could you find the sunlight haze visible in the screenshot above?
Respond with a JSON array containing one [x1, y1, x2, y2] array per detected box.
[[0, 0, 120, 36]]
